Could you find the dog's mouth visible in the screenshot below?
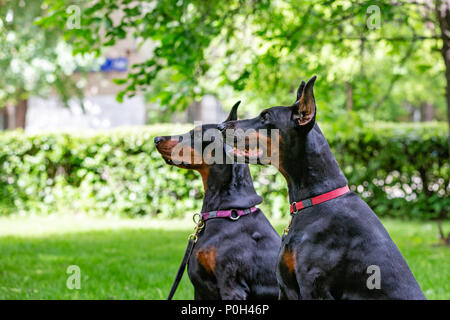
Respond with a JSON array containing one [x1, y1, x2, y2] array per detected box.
[[161, 155, 193, 167], [161, 153, 199, 168], [224, 142, 264, 162], [162, 156, 174, 165], [155, 145, 175, 165], [157, 141, 184, 166]]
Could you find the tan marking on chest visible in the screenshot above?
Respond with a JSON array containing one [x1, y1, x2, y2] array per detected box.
[[282, 250, 296, 273], [196, 247, 217, 274]]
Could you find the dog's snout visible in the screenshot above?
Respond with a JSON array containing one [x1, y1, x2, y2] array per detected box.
[[154, 136, 163, 145]]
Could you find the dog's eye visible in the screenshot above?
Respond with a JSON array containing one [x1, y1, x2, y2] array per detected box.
[[260, 112, 269, 123]]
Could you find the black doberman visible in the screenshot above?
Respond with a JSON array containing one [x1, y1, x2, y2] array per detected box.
[[154, 103, 281, 300], [218, 77, 426, 300]]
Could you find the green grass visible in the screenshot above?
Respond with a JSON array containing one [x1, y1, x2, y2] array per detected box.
[[0, 215, 448, 299]]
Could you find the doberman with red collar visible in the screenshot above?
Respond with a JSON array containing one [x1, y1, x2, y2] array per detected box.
[[154, 103, 281, 300], [218, 76, 425, 300]]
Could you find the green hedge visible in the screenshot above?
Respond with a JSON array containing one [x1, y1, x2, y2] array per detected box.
[[0, 122, 448, 219], [331, 122, 449, 220]]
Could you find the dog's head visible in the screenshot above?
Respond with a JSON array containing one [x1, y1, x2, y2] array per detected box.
[[154, 101, 241, 171], [218, 76, 317, 170]]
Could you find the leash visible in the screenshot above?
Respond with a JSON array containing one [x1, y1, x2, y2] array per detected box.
[[167, 206, 257, 300], [167, 216, 204, 300], [282, 185, 350, 239]]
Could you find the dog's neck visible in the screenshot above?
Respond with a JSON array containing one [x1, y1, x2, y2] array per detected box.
[[282, 124, 348, 203], [199, 163, 262, 213]]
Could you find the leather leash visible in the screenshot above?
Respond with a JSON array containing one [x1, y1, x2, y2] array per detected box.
[[167, 217, 204, 300]]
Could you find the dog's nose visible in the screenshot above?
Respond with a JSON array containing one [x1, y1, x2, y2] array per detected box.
[[217, 123, 227, 132], [154, 136, 163, 145]]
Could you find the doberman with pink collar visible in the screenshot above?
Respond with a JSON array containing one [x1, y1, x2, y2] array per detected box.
[[218, 77, 425, 300], [154, 103, 281, 300]]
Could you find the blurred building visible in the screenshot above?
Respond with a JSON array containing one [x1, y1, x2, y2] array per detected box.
[[19, 38, 224, 132]]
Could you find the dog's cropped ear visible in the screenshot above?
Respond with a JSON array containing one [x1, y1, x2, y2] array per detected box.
[[296, 80, 306, 102], [293, 76, 316, 127], [224, 100, 241, 122]]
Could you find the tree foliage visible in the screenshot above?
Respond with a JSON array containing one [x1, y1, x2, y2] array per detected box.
[[38, 0, 447, 123], [0, 0, 85, 108]]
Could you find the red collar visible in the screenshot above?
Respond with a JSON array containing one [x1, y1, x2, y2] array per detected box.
[[290, 185, 350, 214]]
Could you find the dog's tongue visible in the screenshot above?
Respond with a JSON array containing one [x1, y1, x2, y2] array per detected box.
[[233, 147, 262, 158], [224, 143, 263, 159]]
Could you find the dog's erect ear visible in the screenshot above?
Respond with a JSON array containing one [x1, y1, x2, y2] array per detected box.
[[224, 100, 241, 122], [293, 76, 316, 126], [296, 80, 306, 102]]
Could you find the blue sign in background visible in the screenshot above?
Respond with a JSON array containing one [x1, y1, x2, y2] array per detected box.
[[100, 57, 128, 72]]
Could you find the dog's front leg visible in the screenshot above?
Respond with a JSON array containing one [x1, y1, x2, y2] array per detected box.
[[293, 237, 345, 299], [216, 268, 249, 300], [277, 251, 301, 300], [219, 287, 248, 300], [217, 279, 249, 300], [296, 267, 335, 300]]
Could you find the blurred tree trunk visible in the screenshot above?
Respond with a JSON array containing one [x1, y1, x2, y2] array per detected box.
[[14, 98, 28, 129], [0, 99, 28, 130], [437, 221, 450, 246], [345, 81, 353, 112], [422, 102, 434, 121], [435, 0, 450, 151], [432, 0, 450, 245], [5, 103, 15, 130], [0, 108, 6, 130]]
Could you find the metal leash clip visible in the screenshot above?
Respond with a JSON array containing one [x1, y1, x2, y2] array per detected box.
[[283, 218, 292, 237], [291, 202, 298, 214], [192, 213, 202, 224], [283, 203, 296, 238], [188, 213, 205, 243]]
